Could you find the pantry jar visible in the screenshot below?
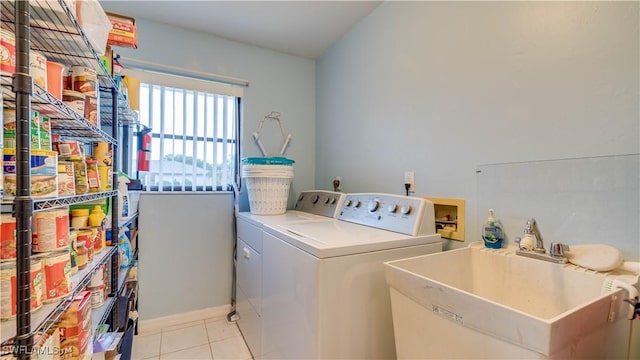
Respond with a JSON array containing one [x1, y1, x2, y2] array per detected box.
[[78, 230, 93, 262], [76, 240, 88, 270], [69, 231, 78, 275], [70, 208, 89, 229], [85, 159, 100, 193], [69, 156, 88, 194]]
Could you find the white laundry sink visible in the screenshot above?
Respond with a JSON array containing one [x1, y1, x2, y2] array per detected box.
[[384, 243, 638, 359]]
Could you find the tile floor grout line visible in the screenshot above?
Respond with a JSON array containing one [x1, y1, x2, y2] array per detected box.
[[135, 316, 255, 359], [204, 318, 215, 360]]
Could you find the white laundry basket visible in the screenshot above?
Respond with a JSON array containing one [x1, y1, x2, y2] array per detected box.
[[242, 158, 294, 215]]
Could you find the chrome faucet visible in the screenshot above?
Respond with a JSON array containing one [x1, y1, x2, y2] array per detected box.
[[524, 218, 545, 254], [516, 217, 569, 264]]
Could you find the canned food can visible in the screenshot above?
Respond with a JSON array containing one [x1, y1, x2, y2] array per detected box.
[[71, 65, 97, 96], [3, 107, 16, 149], [58, 161, 76, 197], [0, 213, 16, 261], [0, 259, 44, 319], [32, 208, 70, 253], [0, 28, 16, 75], [42, 250, 71, 302], [84, 94, 99, 127], [30, 50, 47, 89], [62, 90, 86, 116], [89, 285, 105, 308], [69, 230, 78, 275]]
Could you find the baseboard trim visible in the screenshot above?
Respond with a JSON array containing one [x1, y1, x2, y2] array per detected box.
[[138, 304, 232, 333]]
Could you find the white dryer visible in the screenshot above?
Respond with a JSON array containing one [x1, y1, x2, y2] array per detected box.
[[261, 193, 442, 359], [236, 190, 346, 358]]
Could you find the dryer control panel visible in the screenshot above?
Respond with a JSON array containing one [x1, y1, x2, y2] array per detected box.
[[338, 193, 436, 236], [294, 190, 346, 218]]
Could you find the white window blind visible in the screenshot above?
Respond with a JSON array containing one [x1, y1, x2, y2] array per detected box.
[[126, 69, 242, 191]]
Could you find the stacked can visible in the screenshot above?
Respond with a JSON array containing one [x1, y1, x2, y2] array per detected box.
[[88, 264, 107, 308], [0, 260, 44, 320], [71, 66, 99, 128], [31, 207, 72, 304], [53, 139, 86, 196], [3, 108, 58, 199]]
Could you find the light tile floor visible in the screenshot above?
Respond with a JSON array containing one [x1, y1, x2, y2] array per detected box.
[[132, 317, 253, 360]]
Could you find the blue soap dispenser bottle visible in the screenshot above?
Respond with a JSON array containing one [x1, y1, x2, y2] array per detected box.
[[482, 209, 504, 249]]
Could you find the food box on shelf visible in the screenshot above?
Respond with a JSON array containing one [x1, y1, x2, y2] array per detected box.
[[106, 12, 137, 49], [57, 291, 93, 359], [58, 161, 77, 196], [54, 140, 84, 158], [2, 149, 58, 199]]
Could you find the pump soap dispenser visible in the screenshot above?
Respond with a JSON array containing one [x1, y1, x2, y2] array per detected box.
[[482, 209, 504, 249]]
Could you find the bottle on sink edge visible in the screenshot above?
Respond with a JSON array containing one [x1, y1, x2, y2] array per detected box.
[[482, 209, 504, 249]]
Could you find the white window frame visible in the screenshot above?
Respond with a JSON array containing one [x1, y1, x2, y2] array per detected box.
[[123, 68, 244, 192]]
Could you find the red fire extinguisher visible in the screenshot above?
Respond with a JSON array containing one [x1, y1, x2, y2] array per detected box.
[[137, 126, 152, 172]]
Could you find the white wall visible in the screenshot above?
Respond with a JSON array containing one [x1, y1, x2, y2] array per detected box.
[[102, 15, 317, 199], [137, 193, 233, 319], [316, 2, 639, 253], [99, 13, 318, 318]]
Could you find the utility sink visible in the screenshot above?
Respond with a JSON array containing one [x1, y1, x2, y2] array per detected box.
[[384, 243, 639, 359]]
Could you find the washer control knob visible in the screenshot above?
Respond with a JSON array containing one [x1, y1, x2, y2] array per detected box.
[[330, 197, 337, 205], [324, 197, 331, 204], [387, 204, 398, 213], [312, 195, 320, 204], [345, 200, 353, 207], [298, 194, 304, 201], [354, 200, 362, 208], [368, 200, 380, 213], [400, 205, 412, 215]]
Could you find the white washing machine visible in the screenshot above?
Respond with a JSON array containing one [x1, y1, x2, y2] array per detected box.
[[261, 193, 442, 359], [236, 190, 346, 358]]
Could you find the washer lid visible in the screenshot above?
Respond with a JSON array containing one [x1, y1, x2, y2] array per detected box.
[[266, 220, 441, 258], [238, 210, 328, 229]]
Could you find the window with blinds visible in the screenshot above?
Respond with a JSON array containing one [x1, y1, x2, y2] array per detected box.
[[131, 76, 241, 192]]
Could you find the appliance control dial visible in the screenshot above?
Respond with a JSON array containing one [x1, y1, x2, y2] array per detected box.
[[312, 195, 320, 204], [345, 200, 353, 207], [324, 197, 331, 204], [354, 200, 362, 208], [368, 200, 380, 213], [400, 205, 412, 215], [387, 204, 398, 213], [330, 197, 337, 205]]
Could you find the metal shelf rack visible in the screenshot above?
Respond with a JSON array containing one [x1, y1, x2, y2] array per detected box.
[[0, 1, 131, 358], [0, 76, 117, 143], [0, 246, 117, 347]]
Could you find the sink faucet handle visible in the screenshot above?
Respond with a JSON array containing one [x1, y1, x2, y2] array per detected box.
[[523, 218, 536, 234], [550, 242, 570, 258]]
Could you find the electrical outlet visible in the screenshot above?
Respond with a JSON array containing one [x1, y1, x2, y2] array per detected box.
[[333, 176, 342, 191], [404, 171, 415, 193]]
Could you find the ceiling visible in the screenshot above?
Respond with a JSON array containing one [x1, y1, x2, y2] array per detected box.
[[99, 1, 383, 59]]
